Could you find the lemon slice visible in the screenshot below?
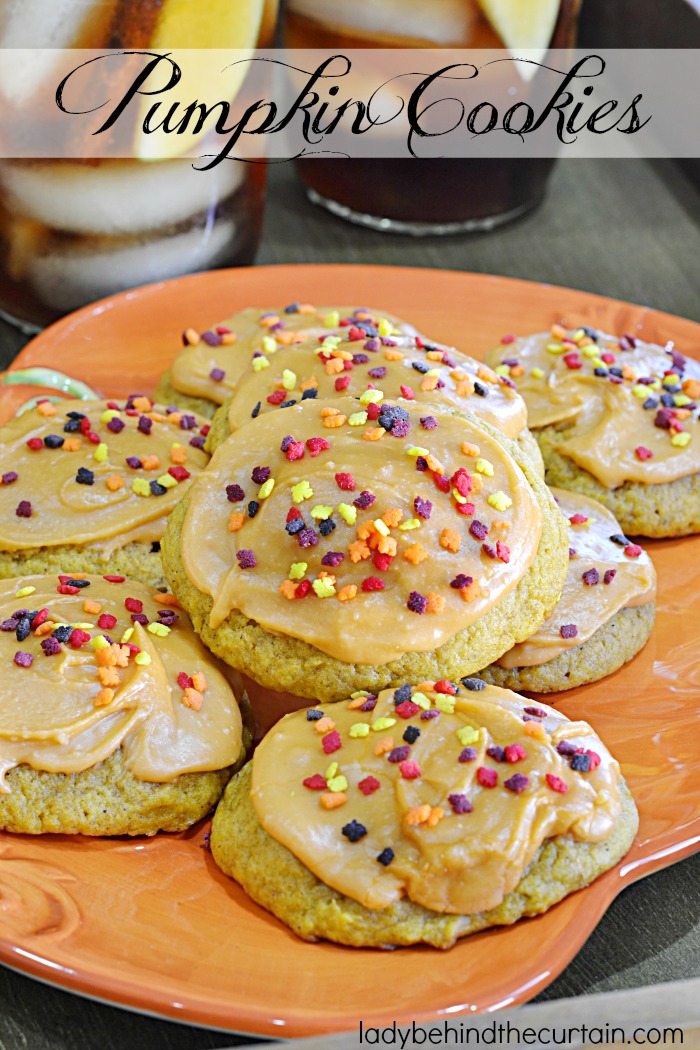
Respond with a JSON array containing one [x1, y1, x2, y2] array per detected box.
[[134, 0, 266, 161], [478, 0, 561, 54]]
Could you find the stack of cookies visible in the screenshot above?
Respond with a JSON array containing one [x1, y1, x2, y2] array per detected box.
[[2, 301, 690, 950]]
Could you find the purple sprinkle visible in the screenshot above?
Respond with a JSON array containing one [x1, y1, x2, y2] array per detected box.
[[1, 471, 18, 485], [41, 637, 62, 656], [557, 740, 578, 756], [414, 496, 432, 519], [15, 500, 32, 518], [353, 490, 375, 510], [407, 591, 428, 615], [106, 417, 125, 434], [209, 367, 226, 382], [236, 549, 257, 569], [179, 414, 196, 431], [387, 745, 411, 763], [604, 569, 617, 585], [469, 520, 488, 541], [569, 547, 576, 559], [420, 416, 438, 430], [137, 415, 152, 435], [0, 619, 18, 632], [482, 543, 497, 560], [280, 434, 295, 453], [130, 613, 149, 626], [251, 466, 270, 484], [560, 624, 578, 639], [582, 568, 600, 586], [459, 746, 478, 762], [360, 698, 377, 712], [352, 353, 370, 365], [501, 357, 519, 367], [321, 551, 344, 567], [450, 574, 473, 590], [524, 706, 548, 718], [13, 651, 33, 668], [364, 338, 380, 352], [367, 367, 386, 379], [448, 793, 473, 814], [421, 709, 441, 721], [297, 527, 318, 548], [189, 435, 206, 449], [201, 330, 222, 347], [487, 745, 506, 762], [391, 419, 411, 438], [157, 610, 179, 626], [380, 337, 397, 347], [226, 484, 245, 503], [504, 773, 529, 794], [415, 456, 428, 472], [125, 456, 142, 469]]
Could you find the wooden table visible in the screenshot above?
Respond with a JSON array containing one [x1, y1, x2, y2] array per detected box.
[[0, 158, 698, 1050]]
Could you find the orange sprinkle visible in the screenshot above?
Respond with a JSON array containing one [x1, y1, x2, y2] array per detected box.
[[363, 427, 384, 441], [460, 580, 484, 602], [34, 621, 55, 637], [471, 474, 484, 492], [427, 806, 445, 828], [149, 412, 167, 424], [132, 396, 152, 413], [416, 680, 435, 692], [141, 455, 160, 471], [675, 408, 692, 421], [348, 540, 371, 563], [166, 411, 182, 425], [426, 455, 444, 475], [491, 519, 512, 532], [455, 380, 474, 398], [297, 303, 316, 314], [106, 474, 124, 492], [314, 716, 336, 735], [221, 332, 237, 346], [323, 413, 346, 428], [228, 510, 245, 532], [426, 593, 445, 614], [156, 592, 181, 607], [682, 378, 700, 398], [377, 535, 397, 556], [451, 369, 468, 381], [170, 446, 187, 465], [36, 401, 57, 417], [337, 585, 358, 603], [383, 348, 404, 362], [94, 688, 114, 707], [97, 646, 117, 668], [356, 520, 376, 540], [62, 437, 82, 452], [367, 531, 382, 551], [320, 792, 347, 810], [426, 350, 444, 361], [279, 579, 297, 600], [114, 645, 130, 668], [259, 314, 280, 328], [440, 528, 461, 553], [98, 666, 120, 688], [83, 598, 102, 615], [420, 375, 438, 392], [550, 323, 567, 340], [621, 365, 636, 381], [321, 404, 340, 415], [348, 696, 367, 709], [477, 365, 497, 383], [461, 441, 481, 457], [382, 507, 403, 528], [275, 330, 298, 345], [183, 688, 203, 711], [403, 543, 427, 565], [192, 671, 208, 693], [509, 364, 525, 378], [299, 376, 318, 391], [524, 720, 547, 740], [183, 327, 200, 345], [374, 736, 394, 756], [405, 804, 432, 826], [324, 357, 345, 375]]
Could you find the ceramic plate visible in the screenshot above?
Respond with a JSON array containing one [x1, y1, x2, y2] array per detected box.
[[0, 265, 698, 1038]]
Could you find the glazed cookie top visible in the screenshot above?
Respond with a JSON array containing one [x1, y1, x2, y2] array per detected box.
[[0, 397, 210, 553], [0, 574, 244, 786], [218, 314, 527, 441], [486, 326, 700, 487], [498, 490, 656, 669], [251, 681, 623, 915], [170, 304, 417, 406], [179, 397, 545, 665]]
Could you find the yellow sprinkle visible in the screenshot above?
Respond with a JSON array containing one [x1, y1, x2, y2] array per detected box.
[[372, 717, 397, 732], [134, 652, 152, 666], [531, 367, 545, 378], [495, 364, 510, 376], [15, 586, 35, 598], [90, 635, 109, 651], [93, 442, 109, 463], [546, 341, 565, 355], [632, 385, 650, 399], [282, 369, 297, 391], [674, 394, 693, 407], [291, 480, 313, 503], [289, 562, 307, 580], [349, 723, 370, 738], [348, 411, 368, 426], [411, 692, 431, 710], [378, 318, 393, 337], [591, 357, 605, 368], [252, 356, 270, 372], [474, 458, 494, 476], [323, 311, 340, 327], [452, 488, 467, 505], [70, 622, 94, 630], [435, 696, 455, 714], [456, 725, 480, 746], [572, 329, 586, 343], [488, 491, 513, 511], [311, 505, 333, 520], [312, 578, 336, 598], [650, 379, 662, 391], [258, 477, 275, 500], [325, 761, 339, 779], [406, 446, 429, 458], [671, 432, 691, 447], [156, 473, 178, 489], [426, 367, 441, 377], [663, 374, 680, 387], [327, 775, 348, 793], [398, 518, 420, 531], [100, 409, 120, 423], [350, 690, 371, 700], [373, 518, 390, 537], [147, 622, 171, 637], [322, 334, 341, 347], [338, 503, 357, 525], [582, 346, 599, 359], [120, 627, 134, 643], [359, 389, 383, 405], [132, 478, 151, 497], [261, 335, 277, 354]]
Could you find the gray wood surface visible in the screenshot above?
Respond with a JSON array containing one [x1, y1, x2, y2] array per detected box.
[[0, 158, 698, 1049]]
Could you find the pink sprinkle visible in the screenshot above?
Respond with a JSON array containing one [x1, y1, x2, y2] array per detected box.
[[399, 759, 421, 780], [477, 767, 498, 788], [285, 441, 305, 462], [501, 334, 515, 344], [505, 743, 527, 763], [569, 514, 589, 525], [400, 385, 415, 400], [358, 775, 381, 795], [303, 774, 327, 790], [97, 613, 117, 630], [13, 651, 33, 668], [322, 731, 342, 754], [635, 446, 654, 461], [125, 597, 143, 614], [395, 700, 421, 719], [69, 628, 91, 649], [546, 774, 569, 794], [624, 544, 643, 558]]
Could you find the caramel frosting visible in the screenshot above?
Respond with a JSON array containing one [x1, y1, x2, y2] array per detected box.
[[0, 574, 244, 787], [0, 397, 209, 554], [486, 326, 700, 488], [171, 305, 528, 439], [180, 396, 543, 665], [498, 490, 656, 669], [251, 682, 622, 915]]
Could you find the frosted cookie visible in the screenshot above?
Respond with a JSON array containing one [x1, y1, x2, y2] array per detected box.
[[0, 574, 248, 835], [481, 490, 656, 692], [211, 682, 638, 948], [486, 326, 700, 537], [0, 396, 210, 588], [162, 396, 568, 731]]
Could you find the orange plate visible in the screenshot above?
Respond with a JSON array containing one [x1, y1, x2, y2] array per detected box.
[[1, 265, 699, 1038]]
